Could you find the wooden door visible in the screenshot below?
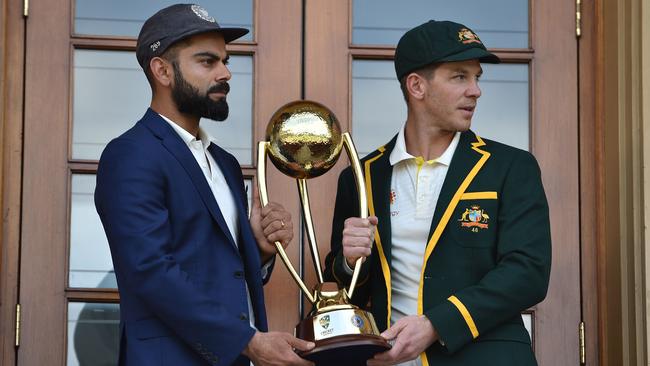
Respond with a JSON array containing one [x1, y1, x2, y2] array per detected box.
[[302, 1, 581, 365], [18, 0, 581, 364], [19, 0, 303, 364]]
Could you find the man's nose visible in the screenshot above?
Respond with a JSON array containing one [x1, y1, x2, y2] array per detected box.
[[217, 62, 232, 81], [466, 80, 481, 98]]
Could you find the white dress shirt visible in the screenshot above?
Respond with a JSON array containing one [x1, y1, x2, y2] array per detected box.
[[388, 125, 460, 366]]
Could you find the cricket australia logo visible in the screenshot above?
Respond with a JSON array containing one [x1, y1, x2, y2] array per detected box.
[[458, 28, 482, 44], [319, 315, 330, 330], [458, 205, 490, 232]]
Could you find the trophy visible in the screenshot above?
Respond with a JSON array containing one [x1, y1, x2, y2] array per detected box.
[[257, 100, 391, 365]]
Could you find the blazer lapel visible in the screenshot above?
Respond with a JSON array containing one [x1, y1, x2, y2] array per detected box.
[[140, 110, 237, 248], [363, 136, 396, 327], [365, 139, 396, 266], [207, 143, 251, 238], [425, 130, 491, 258]]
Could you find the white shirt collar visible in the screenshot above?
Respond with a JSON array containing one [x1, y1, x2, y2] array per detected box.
[[388, 123, 461, 167], [158, 113, 217, 150]]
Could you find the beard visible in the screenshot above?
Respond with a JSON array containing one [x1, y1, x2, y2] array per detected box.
[[170, 61, 230, 121]]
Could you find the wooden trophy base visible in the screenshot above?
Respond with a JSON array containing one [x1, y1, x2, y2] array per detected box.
[[300, 334, 391, 366], [295, 308, 391, 366]]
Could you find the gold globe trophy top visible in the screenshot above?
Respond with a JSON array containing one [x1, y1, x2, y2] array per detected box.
[[258, 100, 367, 307], [266, 100, 343, 180]]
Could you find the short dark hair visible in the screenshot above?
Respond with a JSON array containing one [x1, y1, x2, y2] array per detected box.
[[143, 38, 192, 88], [399, 62, 439, 103]]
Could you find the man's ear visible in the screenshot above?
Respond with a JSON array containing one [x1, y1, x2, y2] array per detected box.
[[405, 73, 426, 101], [149, 57, 173, 87]]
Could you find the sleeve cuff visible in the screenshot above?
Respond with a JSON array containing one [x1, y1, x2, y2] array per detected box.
[[260, 256, 275, 282], [425, 295, 479, 354]]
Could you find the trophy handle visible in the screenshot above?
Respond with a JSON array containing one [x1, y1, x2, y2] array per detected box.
[[297, 179, 325, 284], [341, 133, 368, 299], [257, 141, 316, 303]]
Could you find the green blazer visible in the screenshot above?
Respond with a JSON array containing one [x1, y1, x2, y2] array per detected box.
[[324, 130, 551, 366]]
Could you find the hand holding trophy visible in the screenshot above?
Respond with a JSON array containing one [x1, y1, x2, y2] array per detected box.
[[257, 101, 391, 365]]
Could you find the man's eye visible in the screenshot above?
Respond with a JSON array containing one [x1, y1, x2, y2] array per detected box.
[[223, 59, 230, 66]]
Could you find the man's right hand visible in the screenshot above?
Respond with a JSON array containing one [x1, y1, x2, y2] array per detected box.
[[342, 216, 378, 269], [242, 331, 315, 366]]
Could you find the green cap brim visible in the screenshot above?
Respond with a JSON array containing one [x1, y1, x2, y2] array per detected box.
[[440, 47, 500, 64]]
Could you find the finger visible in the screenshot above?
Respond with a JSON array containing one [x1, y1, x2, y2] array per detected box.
[[368, 215, 379, 226], [381, 322, 404, 340], [342, 226, 374, 239], [263, 220, 293, 239], [371, 340, 402, 362], [266, 231, 293, 247], [344, 217, 373, 228], [342, 246, 371, 260], [286, 336, 315, 352], [260, 210, 290, 229], [260, 201, 283, 216]]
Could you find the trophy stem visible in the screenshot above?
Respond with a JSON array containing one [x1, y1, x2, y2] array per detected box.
[[297, 179, 324, 284], [257, 142, 316, 303]]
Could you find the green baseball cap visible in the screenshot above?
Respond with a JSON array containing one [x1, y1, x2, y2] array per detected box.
[[394, 20, 500, 80]]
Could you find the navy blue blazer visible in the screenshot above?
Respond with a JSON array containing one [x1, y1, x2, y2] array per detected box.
[[95, 109, 269, 366]]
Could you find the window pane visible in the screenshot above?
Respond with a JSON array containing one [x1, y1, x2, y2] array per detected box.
[[351, 60, 529, 156], [72, 50, 150, 160], [69, 174, 116, 289], [352, 0, 528, 48], [67, 302, 120, 366], [75, 0, 253, 41], [72, 50, 254, 164], [201, 55, 254, 165], [351, 60, 406, 157]]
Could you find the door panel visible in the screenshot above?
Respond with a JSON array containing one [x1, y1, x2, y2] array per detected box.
[[304, 0, 580, 364], [20, 1, 302, 365]]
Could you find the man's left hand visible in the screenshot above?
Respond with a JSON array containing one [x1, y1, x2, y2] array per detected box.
[[250, 189, 293, 263], [367, 315, 438, 366]]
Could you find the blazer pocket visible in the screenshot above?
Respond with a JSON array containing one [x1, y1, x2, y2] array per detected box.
[[135, 317, 173, 340], [450, 193, 498, 248]]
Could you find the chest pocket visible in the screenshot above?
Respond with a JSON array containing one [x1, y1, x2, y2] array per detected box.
[[449, 191, 498, 248]]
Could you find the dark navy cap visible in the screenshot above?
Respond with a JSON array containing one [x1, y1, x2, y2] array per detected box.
[[136, 4, 249, 69], [394, 20, 500, 80]]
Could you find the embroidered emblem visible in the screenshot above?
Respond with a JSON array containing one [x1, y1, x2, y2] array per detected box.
[[458, 205, 490, 232], [351, 314, 364, 329], [191, 4, 216, 22], [150, 41, 161, 52], [458, 28, 482, 44], [389, 190, 397, 205], [319, 315, 330, 329]]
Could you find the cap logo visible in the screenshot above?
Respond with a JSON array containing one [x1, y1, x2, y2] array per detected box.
[[458, 28, 482, 45], [150, 41, 161, 52], [191, 5, 215, 23]]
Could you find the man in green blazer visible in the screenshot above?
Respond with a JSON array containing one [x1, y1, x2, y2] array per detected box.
[[324, 20, 551, 366]]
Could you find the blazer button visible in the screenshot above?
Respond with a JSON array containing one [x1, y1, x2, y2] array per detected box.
[[239, 312, 248, 321], [234, 271, 244, 279]]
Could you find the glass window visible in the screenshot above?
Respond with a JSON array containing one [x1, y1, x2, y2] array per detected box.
[[71, 50, 254, 164], [352, 0, 528, 48], [75, 0, 253, 41], [351, 60, 529, 156], [67, 302, 120, 366], [69, 174, 116, 289]]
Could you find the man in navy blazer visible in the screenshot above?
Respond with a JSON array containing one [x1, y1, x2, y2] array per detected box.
[[94, 4, 314, 366]]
